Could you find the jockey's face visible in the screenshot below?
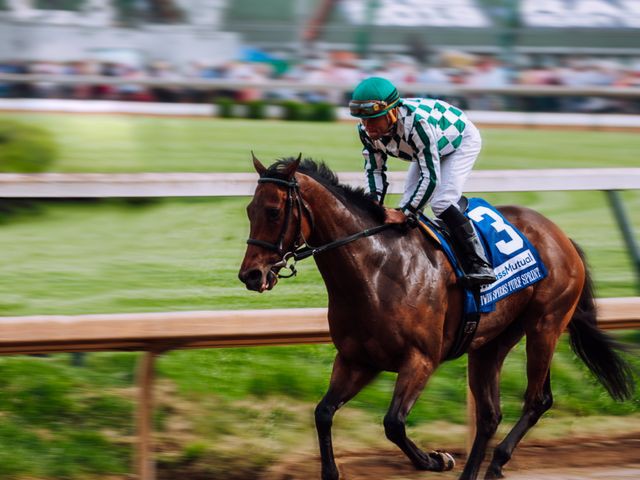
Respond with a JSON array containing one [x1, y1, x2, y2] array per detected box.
[[361, 109, 397, 141]]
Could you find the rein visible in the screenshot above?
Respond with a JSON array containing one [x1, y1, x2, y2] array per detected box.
[[247, 175, 394, 278]]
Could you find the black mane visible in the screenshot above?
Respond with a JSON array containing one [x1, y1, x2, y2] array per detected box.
[[265, 157, 386, 223]]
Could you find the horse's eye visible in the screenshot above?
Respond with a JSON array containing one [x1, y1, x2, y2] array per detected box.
[[266, 208, 280, 220]]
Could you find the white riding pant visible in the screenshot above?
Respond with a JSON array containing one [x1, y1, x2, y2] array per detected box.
[[400, 122, 482, 216]]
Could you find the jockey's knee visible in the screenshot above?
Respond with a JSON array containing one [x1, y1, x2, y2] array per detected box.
[[432, 196, 462, 218], [431, 201, 448, 218]]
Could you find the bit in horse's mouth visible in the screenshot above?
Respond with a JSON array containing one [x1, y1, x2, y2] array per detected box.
[[261, 269, 278, 292]]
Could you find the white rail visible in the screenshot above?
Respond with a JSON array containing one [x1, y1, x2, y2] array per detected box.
[[1, 168, 639, 198], [3, 98, 640, 129]]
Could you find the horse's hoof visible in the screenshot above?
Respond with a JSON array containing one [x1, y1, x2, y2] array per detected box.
[[432, 451, 455, 471]]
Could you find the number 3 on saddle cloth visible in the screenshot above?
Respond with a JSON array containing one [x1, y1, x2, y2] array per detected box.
[[418, 198, 548, 360]]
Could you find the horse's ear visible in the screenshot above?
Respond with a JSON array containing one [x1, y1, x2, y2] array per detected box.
[[281, 153, 302, 179], [251, 151, 267, 176]]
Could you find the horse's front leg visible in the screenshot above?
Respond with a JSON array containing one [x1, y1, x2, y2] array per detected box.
[[384, 349, 455, 472], [315, 353, 379, 480]]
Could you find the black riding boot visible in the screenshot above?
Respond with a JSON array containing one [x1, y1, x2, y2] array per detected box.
[[438, 205, 496, 286]]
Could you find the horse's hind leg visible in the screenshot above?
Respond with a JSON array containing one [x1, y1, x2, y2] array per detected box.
[[460, 325, 524, 480], [384, 349, 455, 472], [484, 333, 557, 479], [315, 354, 378, 480]]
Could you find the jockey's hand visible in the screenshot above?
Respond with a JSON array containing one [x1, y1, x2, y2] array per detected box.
[[384, 208, 408, 225]]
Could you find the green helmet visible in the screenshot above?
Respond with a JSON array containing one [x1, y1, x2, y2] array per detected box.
[[349, 77, 401, 118]]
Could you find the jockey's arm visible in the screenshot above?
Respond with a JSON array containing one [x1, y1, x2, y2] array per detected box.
[[359, 126, 389, 204], [399, 122, 441, 215], [362, 150, 408, 225]]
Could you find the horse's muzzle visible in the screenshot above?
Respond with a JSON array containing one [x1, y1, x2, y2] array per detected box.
[[238, 267, 278, 292]]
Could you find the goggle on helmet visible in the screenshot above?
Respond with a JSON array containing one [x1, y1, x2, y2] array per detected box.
[[349, 77, 401, 118], [349, 98, 400, 118]]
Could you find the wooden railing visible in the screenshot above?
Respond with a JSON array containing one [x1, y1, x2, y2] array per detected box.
[[0, 298, 637, 355]]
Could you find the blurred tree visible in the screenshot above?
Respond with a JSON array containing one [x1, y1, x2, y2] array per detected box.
[[0, 119, 57, 173], [0, 120, 57, 221]]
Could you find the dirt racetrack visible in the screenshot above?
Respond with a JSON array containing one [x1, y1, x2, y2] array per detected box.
[[264, 432, 640, 480]]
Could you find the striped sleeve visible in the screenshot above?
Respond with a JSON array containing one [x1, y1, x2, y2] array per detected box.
[[358, 124, 388, 203], [400, 118, 440, 213]]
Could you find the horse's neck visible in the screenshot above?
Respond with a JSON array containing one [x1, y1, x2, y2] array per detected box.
[[301, 176, 389, 294], [299, 175, 370, 246]]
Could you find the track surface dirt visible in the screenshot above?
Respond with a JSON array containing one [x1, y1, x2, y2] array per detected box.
[[264, 432, 640, 479]]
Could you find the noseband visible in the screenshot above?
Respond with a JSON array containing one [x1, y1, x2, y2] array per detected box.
[[246, 175, 395, 278]]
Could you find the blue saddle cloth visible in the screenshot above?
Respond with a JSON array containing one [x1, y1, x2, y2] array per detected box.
[[418, 198, 548, 315]]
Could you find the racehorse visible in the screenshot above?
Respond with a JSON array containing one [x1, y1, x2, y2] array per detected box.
[[238, 154, 635, 480]]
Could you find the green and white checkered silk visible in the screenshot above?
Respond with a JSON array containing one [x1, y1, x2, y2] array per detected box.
[[403, 98, 468, 155], [359, 97, 470, 213]]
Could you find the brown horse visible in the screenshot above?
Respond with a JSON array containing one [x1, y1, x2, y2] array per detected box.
[[238, 155, 635, 480]]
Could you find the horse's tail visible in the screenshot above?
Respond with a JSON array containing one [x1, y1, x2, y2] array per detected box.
[[567, 241, 635, 401]]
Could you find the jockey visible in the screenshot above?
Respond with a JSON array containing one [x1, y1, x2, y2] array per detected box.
[[349, 76, 496, 286]]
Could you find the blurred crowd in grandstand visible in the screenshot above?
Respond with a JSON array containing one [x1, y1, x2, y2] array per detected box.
[[2, 51, 640, 113]]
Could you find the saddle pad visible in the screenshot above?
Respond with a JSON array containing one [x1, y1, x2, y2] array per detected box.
[[467, 198, 547, 310], [418, 197, 548, 313]]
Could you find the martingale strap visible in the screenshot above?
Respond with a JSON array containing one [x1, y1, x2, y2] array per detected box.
[[291, 223, 394, 261]]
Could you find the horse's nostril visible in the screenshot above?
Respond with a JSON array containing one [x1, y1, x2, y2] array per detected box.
[[247, 269, 262, 281], [239, 269, 263, 284]]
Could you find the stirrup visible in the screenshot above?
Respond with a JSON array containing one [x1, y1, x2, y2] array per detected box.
[[463, 267, 496, 286], [461, 260, 496, 286], [464, 272, 496, 286]]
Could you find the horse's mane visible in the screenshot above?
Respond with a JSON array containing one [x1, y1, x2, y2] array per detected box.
[[265, 157, 386, 223]]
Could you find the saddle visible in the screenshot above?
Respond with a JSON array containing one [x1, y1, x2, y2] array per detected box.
[[417, 197, 548, 360]]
